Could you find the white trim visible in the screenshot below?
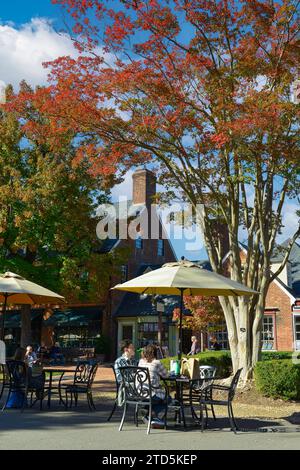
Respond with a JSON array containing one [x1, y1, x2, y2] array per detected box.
[[110, 239, 121, 251], [222, 245, 297, 303], [117, 320, 136, 353], [292, 313, 300, 351], [273, 278, 296, 304], [222, 244, 248, 265]]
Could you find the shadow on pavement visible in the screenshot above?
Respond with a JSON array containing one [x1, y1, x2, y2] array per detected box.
[[1, 397, 299, 436]]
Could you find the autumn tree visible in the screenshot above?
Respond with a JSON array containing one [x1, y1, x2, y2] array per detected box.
[[10, 0, 300, 377], [173, 296, 224, 351], [0, 84, 128, 345]]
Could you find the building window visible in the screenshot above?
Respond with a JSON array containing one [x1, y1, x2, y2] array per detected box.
[[136, 236, 143, 250], [121, 265, 128, 283], [137, 321, 168, 348], [208, 323, 228, 350], [294, 315, 300, 350], [262, 315, 275, 350], [157, 239, 164, 257]]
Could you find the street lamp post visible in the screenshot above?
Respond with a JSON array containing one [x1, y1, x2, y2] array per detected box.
[[156, 299, 165, 347]]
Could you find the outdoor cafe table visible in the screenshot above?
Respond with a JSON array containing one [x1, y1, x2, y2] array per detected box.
[[164, 375, 196, 427], [164, 374, 217, 427], [43, 367, 77, 408]]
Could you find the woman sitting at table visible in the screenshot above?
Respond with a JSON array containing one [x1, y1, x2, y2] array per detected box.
[[6, 347, 27, 409], [138, 344, 170, 428]]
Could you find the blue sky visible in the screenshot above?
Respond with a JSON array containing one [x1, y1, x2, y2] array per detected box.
[[0, 1, 61, 25]]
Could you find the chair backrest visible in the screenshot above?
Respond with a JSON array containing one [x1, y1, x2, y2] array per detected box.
[[74, 362, 98, 387], [110, 364, 119, 391], [0, 363, 9, 385], [199, 365, 217, 379], [6, 360, 27, 388], [119, 366, 152, 402], [229, 368, 243, 401]]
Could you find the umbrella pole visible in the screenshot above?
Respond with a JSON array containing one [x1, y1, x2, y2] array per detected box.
[[1, 293, 8, 341], [178, 288, 184, 361]]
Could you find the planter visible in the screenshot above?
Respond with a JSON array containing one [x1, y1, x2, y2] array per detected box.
[[95, 353, 105, 363]]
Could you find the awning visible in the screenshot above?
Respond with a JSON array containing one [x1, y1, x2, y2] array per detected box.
[[3, 306, 102, 328], [44, 306, 102, 327]]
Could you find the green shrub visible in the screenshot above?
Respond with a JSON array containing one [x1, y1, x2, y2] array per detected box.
[[161, 351, 232, 378], [254, 360, 300, 400], [94, 336, 111, 355], [261, 351, 293, 361]]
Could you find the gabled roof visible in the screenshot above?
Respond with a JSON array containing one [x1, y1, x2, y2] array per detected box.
[[271, 240, 300, 298], [96, 199, 178, 259], [223, 239, 300, 299]]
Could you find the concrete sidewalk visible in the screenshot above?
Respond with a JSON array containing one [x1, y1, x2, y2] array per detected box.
[[1, 400, 300, 450]]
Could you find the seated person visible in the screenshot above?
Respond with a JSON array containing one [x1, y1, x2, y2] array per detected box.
[[24, 345, 38, 368], [37, 343, 50, 361], [114, 339, 137, 383], [138, 344, 170, 428], [14, 346, 26, 361], [6, 347, 26, 409], [49, 342, 65, 365], [210, 336, 221, 351]]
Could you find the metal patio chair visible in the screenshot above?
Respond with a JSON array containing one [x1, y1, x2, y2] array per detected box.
[[107, 365, 119, 422], [119, 366, 158, 434], [64, 362, 98, 411], [188, 365, 217, 423], [199, 368, 243, 433], [2, 360, 45, 411]]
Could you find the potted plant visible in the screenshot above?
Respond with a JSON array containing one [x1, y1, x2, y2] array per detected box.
[[94, 335, 111, 363]]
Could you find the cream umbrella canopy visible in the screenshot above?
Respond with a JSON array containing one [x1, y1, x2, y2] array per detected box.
[[112, 260, 258, 360], [0, 272, 65, 341]]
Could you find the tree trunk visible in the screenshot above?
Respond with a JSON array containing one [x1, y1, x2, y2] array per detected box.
[[220, 297, 254, 381], [20, 305, 32, 348]]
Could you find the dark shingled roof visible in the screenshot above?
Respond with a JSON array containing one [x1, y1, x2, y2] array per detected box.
[[98, 239, 119, 254], [271, 240, 300, 298]]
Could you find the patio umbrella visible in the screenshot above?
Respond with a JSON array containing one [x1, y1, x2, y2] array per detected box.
[[0, 272, 65, 341], [112, 260, 258, 360]]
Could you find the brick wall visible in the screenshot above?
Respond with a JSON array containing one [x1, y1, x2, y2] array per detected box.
[[102, 168, 177, 356], [265, 281, 294, 351]]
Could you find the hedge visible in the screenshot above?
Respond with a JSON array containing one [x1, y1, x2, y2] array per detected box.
[[254, 360, 300, 400], [261, 351, 293, 361], [161, 351, 232, 378]]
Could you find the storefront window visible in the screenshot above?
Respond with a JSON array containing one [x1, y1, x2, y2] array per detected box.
[[208, 323, 229, 350], [137, 321, 168, 348]]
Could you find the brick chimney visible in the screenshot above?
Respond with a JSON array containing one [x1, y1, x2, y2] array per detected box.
[[132, 169, 156, 207]]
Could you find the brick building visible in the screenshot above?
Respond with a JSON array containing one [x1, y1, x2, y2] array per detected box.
[[98, 168, 178, 356], [264, 241, 300, 351], [4, 167, 298, 356], [216, 241, 300, 352]]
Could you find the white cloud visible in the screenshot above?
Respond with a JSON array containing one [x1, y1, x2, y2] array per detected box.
[[278, 202, 299, 243], [0, 18, 78, 89]]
